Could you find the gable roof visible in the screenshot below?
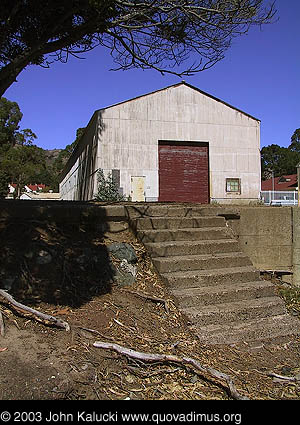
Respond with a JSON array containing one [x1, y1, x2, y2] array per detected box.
[[60, 81, 259, 184], [10, 183, 46, 192], [261, 174, 298, 191], [98, 81, 260, 122], [26, 184, 46, 192]]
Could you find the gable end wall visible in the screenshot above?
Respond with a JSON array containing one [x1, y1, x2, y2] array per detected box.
[[60, 84, 260, 203]]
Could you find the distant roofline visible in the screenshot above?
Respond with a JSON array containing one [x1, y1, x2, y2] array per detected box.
[[261, 173, 298, 190], [263, 173, 297, 182], [97, 81, 260, 122]]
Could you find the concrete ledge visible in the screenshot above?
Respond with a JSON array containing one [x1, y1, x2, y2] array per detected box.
[[0, 200, 126, 223], [1, 201, 299, 287]]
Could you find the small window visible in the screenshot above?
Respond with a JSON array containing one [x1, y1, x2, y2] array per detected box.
[[226, 178, 241, 194]]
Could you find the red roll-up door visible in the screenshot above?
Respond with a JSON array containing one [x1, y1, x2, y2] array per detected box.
[[158, 141, 209, 203]]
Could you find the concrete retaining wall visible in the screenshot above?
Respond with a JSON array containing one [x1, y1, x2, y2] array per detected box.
[[226, 206, 300, 287], [0, 200, 128, 233], [292, 208, 300, 286], [233, 207, 293, 272], [1, 201, 300, 286]]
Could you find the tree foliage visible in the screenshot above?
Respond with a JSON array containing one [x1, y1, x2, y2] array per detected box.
[[1, 144, 47, 198], [261, 144, 300, 179], [55, 127, 85, 164], [0, 96, 46, 197], [0, 96, 86, 196], [0, 168, 9, 198], [0, 97, 23, 146], [261, 129, 300, 180], [289, 128, 300, 153], [0, 0, 276, 96], [46, 126, 86, 191]]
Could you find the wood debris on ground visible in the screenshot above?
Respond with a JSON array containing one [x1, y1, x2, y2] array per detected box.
[[0, 219, 300, 400]]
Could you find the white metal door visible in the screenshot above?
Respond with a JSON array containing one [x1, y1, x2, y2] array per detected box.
[[131, 176, 145, 202]]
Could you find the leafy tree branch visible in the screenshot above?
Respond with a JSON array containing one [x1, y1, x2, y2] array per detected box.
[[0, 0, 276, 96], [261, 129, 300, 180]]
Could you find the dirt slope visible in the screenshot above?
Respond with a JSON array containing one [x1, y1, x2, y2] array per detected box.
[[0, 217, 300, 400]]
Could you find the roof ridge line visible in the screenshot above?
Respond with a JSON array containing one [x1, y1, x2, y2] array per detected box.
[[96, 81, 260, 122]]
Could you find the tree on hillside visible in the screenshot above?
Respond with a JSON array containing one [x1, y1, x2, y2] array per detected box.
[[0, 97, 47, 197], [1, 143, 47, 198], [45, 127, 86, 192], [0, 1, 276, 96], [261, 144, 300, 179], [0, 169, 10, 198], [0, 97, 36, 151], [57, 127, 85, 162], [261, 144, 285, 179], [288, 128, 300, 153], [0, 97, 23, 147], [261, 128, 300, 180]]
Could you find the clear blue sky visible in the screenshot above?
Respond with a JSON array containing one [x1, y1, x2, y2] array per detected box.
[[4, 1, 300, 151]]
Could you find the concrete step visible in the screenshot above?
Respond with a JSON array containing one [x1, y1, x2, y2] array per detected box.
[[137, 227, 231, 243], [133, 216, 226, 230], [145, 239, 240, 257], [153, 252, 252, 274], [125, 205, 228, 219], [161, 266, 260, 288], [195, 314, 300, 345], [171, 281, 277, 307], [183, 297, 287, 326]]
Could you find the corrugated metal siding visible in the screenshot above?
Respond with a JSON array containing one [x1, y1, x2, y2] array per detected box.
[[158, 141, 209, 203]]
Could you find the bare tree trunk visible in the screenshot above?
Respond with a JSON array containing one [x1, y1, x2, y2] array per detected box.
[[0, 67, 21, 98], [0, 55, 31, 97]]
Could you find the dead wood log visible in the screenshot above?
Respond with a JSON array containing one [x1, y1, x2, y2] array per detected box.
[[0, 289, 70, 331], [268, 372, 300, 384], [77, 326, 115, 341], [0, 311, 5, 336], [126, 290, 169, 313], [93, 341, 249, 400]]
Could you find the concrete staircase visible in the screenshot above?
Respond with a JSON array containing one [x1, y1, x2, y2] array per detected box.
[[127, 205, 299, 345]]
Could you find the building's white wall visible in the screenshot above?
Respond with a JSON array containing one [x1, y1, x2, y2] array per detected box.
[[96, 84, 260, 202], [60, 112, 99, 200], [61, 84, 260, 203]]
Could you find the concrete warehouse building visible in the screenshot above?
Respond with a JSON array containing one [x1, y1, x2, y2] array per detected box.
[[59, 82, 261, 203]]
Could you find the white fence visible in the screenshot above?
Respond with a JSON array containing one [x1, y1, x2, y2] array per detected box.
[[260, 190, 298, 206]]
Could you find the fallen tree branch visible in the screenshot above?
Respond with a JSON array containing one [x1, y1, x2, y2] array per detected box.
[[0, 311, 5, 336], [268, 372, 300, 384], [126, 290, 169, 313], [77, 326, 115, 341], [0, 289, 70, 331], [93, 341, 249, 400]]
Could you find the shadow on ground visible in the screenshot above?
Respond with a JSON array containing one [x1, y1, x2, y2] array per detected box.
[[0, 200, 115, 307]]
